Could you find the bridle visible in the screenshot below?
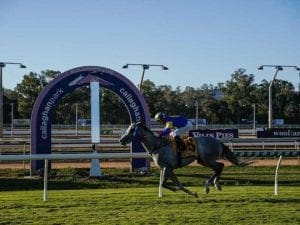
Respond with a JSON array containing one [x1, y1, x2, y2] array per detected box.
[[133, 123, 169, 155]]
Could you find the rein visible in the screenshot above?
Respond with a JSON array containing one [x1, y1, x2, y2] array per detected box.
[[135, 124, 169, 155]]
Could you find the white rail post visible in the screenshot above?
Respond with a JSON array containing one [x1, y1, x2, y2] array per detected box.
[[274, 155, 283, 195], [43, 159, 48, 202], [89, 81, 102, 177]]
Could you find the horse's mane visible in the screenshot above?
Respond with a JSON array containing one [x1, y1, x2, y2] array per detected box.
[[135, 122, 153, 134], [135, 121, 169, 148]]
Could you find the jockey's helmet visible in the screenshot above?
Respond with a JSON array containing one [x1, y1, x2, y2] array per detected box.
[[154, 112, 165, 122]]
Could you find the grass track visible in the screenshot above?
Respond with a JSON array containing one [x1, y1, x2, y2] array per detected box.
[[0, 186, 299, 225], [0, 166, 299, 224]]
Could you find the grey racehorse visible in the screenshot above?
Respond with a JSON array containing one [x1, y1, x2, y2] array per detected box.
[[119, 122, 249, 198]]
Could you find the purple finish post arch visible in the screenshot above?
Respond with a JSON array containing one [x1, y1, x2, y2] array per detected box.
[[31, 66, 150, 172]]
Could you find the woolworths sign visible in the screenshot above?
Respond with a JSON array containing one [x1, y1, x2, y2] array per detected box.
[[257, 128, 300, 138]]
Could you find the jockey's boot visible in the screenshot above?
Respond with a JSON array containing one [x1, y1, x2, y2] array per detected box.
[[175, 136, 185, 152]]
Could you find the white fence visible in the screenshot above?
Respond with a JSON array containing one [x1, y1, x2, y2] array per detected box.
[[0, 151, 295, 201], [0, 152, 149, 201]]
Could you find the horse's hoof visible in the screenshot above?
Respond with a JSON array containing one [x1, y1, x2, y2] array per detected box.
[[214, 180, 222, 191], [205, 181, 210, 194], [215, 184, 222, 191], [205, 186, 210, 194]]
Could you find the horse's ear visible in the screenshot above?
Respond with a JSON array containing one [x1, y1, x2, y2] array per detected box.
[[133, 121, 150, 131], [135, 121, 153, 133]]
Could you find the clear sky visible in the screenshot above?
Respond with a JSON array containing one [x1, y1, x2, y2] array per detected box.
[[1, 0, 300, 90]]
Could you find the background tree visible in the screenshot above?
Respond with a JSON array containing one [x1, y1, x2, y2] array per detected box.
[[223, 69, 257, 123], [292, 91, 300, 123], [3, 88, 19, 123], [153, 85, 181, 115], [141, 79, 160, 118], [41, 70, 60, 81], [7, 68, 299, 125], [101, 88, 130, 124], [180, 86, 200, 118], [272, 80, 296, 123], [198, 84, 224, 124], [14, 72, 47, 118], [253, 79, 297, 124], [54, 87, 90, 124]]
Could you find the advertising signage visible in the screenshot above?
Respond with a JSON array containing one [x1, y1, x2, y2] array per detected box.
[[257, 128, 300, 138], [31, 66, 150, 172], [189, 129, 238, 139]]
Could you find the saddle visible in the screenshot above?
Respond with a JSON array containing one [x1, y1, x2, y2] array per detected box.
[[169, 136, 198, 158]]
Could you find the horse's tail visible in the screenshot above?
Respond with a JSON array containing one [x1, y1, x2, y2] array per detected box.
[[222, 144, 252, 167]]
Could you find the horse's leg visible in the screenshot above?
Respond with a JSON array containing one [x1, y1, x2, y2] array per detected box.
[[160, 167, 180, 192], [213, 162, 224, 191], [205, 161, 224, 194], [196, 160, 213, 193], [204, 174, 216, 194], [162, 183, 181, 192], [166, 168, 198, 198], [159, 167, 166, 198], [158, 167, 182, 197]]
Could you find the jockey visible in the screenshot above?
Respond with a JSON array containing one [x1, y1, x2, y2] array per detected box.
[[154, 112, 193, 151]]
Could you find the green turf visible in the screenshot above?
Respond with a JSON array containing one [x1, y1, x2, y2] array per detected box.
[[0, 186, 299, 225], [0, 166, 299, 224], [0, 166, 299, 191]]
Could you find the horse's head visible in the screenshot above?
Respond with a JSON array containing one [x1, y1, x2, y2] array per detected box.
[[119, 122, 156, 148], [119, 122, 139, 146]]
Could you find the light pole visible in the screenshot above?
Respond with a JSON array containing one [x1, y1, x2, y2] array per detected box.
[[10, 103, 14, 137], [258, 65, 300, 129], [0, 62, 26, 138], [252, 103, 256, 133], [122, 64, 168, 92], [195, 100, 199, 129], [75, 103, 79, 136]]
